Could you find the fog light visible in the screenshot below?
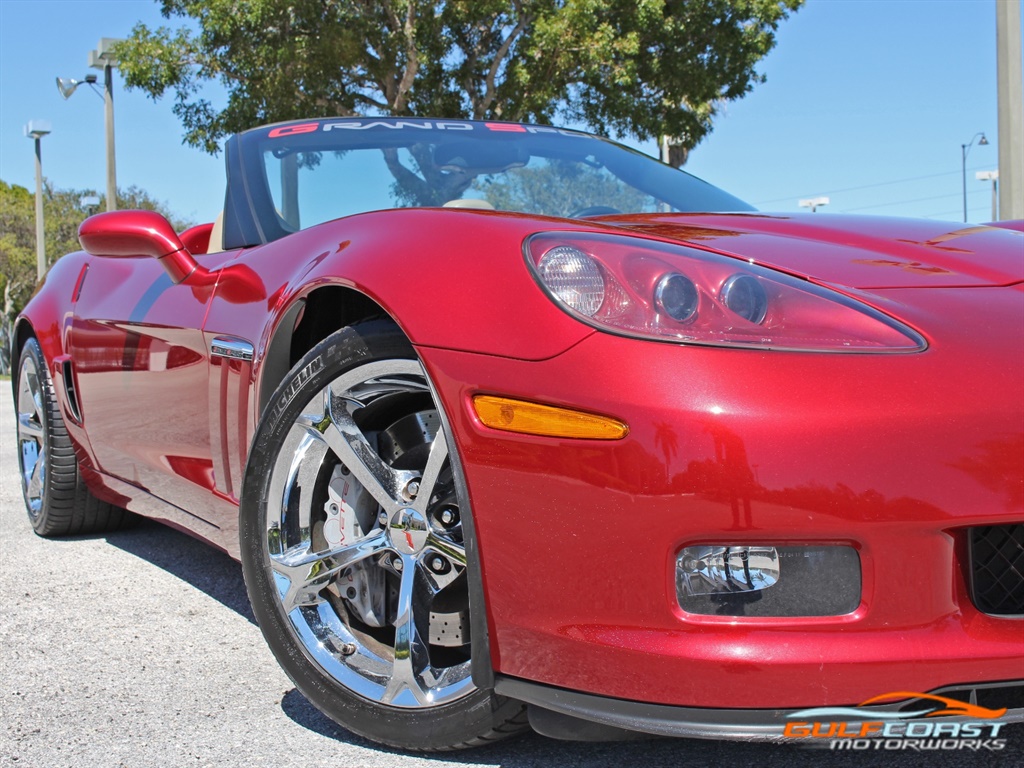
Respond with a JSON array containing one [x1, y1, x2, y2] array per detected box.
[[676, 544, 861, 617], [677, 545, 780, 597]]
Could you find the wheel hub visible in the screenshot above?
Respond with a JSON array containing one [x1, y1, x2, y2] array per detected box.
[[388, 507, 429, 554]]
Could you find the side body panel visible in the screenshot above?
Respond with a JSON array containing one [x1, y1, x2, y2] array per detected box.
[[47, 248, 241, 548]]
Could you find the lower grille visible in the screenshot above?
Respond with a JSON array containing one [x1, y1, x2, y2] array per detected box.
[[969, 524, 1024, 616], [901, 682, 1024, 714]]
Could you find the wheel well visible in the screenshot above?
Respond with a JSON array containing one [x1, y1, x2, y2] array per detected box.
[[258, 286, 390, 416], [10, 319, 35, 394], [13, 318, 34, 357]]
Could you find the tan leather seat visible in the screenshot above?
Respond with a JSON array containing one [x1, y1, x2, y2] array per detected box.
[[207, 211, 225, 253]]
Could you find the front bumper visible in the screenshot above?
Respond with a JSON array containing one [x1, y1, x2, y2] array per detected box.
[[420, 285, 1024, 711]]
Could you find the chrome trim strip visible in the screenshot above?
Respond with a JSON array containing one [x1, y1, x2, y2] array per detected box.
[[211, 336, 254, 362]]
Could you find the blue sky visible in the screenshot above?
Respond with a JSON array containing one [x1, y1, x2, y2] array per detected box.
[[0, 0, 1016, 225]]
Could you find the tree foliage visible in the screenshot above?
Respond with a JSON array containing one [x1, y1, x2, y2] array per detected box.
[[0, 180, 191, 340], [116, 0, 803, 157], [479, 161, 651, 217]]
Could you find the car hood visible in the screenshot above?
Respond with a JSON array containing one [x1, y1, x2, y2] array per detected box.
[[601, 212, 1024, 290]]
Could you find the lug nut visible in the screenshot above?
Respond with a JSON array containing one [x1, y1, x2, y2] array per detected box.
[[392, 556, 404, 572], [341, 642, 357, 656], [429, 556, 447, 573], [439, 508, 458, 525], [406, 480, 420, 499], [378, 511, 388, 526]]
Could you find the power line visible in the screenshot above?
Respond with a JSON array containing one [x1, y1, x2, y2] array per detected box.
[[831, 183, 991, 214], [835, 191, 962, 214], [919, 206, 995, 220], [753, 164, 995, 206]]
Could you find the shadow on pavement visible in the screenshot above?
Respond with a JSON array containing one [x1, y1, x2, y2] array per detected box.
[[103, 517, 257, 625]]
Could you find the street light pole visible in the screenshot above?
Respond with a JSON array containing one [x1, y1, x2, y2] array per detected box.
[[24, 121, 52, 280], [977, 170, 999, 221], [961, 132, 988, 222], [88, 39, 123, 211], [60, 38, 123, 211], [102, 61, 117, 211]]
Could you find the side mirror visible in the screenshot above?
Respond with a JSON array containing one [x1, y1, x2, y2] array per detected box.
[[78, 210, 265, 304], [78, 210, 203, 284]]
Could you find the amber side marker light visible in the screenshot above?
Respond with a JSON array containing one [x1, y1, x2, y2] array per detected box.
[[472, 395, 629, 440]]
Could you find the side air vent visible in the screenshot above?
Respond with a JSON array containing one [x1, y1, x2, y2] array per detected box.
[[61, 359, 82, 424]]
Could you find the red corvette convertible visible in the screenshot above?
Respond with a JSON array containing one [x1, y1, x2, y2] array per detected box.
[[13, 118, 1023, 750]]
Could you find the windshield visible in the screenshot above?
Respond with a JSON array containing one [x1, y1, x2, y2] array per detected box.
[[236, 119, 754, 238]]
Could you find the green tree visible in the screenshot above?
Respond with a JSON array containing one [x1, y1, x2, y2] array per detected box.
[[479, 161, 651, 217], [115, 0, 802, 159], [0, 181, 36, 358], [0, 180, 192, 346]]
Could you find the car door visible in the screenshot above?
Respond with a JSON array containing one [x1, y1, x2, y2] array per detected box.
[[68, 247, 240, 523]]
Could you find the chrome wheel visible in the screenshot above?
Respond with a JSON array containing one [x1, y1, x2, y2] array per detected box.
[[17, 349, 47, 518], [265, 358, 474, 708], [14, 337, 131, 537]]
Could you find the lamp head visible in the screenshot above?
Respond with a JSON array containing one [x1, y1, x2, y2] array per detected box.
[[24, 120, 52, 139], [57, 75, 98, 100], [798, 196, 830, 209], [978, 133, 989, 146], [57, 77, 81, 99]]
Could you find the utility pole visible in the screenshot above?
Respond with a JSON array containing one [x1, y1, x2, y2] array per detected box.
[[996, 0, 1023, 220]]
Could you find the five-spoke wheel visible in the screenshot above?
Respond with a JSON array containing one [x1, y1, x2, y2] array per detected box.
[[240, 321, 526, 750], [16, 341, 48, 521], [15, 338, 130, 536]]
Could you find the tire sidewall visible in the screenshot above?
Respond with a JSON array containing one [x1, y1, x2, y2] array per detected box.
[[18, 339, 59, 534]]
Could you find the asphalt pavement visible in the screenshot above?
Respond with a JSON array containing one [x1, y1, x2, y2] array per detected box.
[[1, 390, 1018, 767]]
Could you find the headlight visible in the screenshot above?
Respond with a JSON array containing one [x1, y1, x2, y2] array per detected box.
[[526, 232, 926, 352], [537, 245, 605, 317], [720, 274, 768, 324], [654, 273, 699, 323]]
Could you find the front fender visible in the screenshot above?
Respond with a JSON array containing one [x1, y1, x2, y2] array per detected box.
[[213, 208, 602, 364], [14, 251, 90, 369]]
